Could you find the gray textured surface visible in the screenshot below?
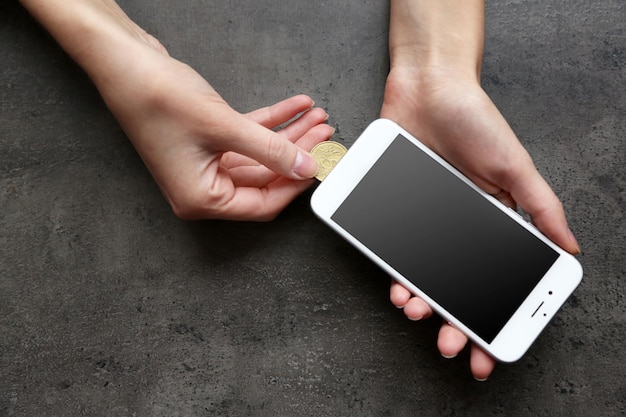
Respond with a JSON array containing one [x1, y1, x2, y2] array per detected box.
[[1, 0, 624, 416]]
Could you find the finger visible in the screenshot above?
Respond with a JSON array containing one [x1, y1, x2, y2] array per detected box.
[[245, 94, 315, 128], [469, 344, 497, 381], [402, 296, 433, 321], [390, 281, 432, 320], [221, 120, 333, 170], [207, 176, 316, 221], [220, 116, 320, 180], [275, 107, 329, 143], [491, 189, 517, 210], [220, 151, 263, 169], [390, 280, 412, 307], [437, 322, 468, 359], [228, 164, 280, 188], [292, 122, 335, 152], [222, 123, 334, 185], [507, 157, 580, 254]]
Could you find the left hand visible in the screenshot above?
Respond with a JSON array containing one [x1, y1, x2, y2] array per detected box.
[[20, 0, 335, 221]]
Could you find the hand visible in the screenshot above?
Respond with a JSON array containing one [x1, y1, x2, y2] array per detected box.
[[141, 91, 333, 221], [381, 65, 581, 380], [83, 8, 335, 221], [107, 55, 334, 221], [382, 0, 580, 380], [20, 0, 335, 221]]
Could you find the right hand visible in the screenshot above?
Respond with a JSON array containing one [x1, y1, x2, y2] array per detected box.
[[381, 65, 581, 380]]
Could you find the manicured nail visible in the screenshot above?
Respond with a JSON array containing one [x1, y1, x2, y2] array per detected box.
[[408, 315, 424, 321], [568, 228, 581, 254], [293, 150, 318, 179]]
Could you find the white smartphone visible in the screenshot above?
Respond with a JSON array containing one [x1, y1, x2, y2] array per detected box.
[[310, 119, 583, 362]]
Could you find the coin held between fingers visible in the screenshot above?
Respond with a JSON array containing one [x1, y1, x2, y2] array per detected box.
[[309, 141, 348, 181]]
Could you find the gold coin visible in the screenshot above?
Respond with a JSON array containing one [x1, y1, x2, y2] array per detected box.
[[309, 141, 348, 181]]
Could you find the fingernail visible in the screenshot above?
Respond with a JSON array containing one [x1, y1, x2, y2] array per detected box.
[[474, 376, 488, 382], [293, 150, 318, 179], [408, 315, 424, 321], [568, 228, 581, 254], [441, 353, 457, 359]]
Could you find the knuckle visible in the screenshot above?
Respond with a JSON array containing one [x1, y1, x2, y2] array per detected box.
[[265, 134, 289, 165]]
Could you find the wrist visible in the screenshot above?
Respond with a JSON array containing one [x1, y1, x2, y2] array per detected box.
[[388, 0, 485, 84]]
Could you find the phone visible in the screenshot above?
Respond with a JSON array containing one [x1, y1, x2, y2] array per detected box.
[[310, 119, 583, 362]]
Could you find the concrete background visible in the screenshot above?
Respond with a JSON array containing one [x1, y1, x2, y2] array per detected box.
[[1, 0, 624, 416]]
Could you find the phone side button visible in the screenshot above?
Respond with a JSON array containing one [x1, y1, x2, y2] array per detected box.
[[508, 207, 523, 219]]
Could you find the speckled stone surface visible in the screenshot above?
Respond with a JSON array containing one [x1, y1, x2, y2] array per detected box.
[[1, 1, 624, 416]]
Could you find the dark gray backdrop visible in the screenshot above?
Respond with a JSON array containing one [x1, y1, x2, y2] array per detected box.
[[1, 1, 624, 416]]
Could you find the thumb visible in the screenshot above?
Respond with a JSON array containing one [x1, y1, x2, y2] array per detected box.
[[509, 163, 580, 255], [223, 116, 318, 180]]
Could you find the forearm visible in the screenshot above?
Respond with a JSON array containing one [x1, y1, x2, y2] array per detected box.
[[388, 0, 485, 82], [19, 0, 156, 86]]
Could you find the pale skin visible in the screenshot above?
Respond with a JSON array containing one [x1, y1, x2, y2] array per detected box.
[[19, 0, 580, 380], [19, 0, 334, 221], [381, 0, 580, 380]]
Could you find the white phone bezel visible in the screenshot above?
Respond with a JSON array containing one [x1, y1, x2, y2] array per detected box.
[[310, 119, 583, 362]]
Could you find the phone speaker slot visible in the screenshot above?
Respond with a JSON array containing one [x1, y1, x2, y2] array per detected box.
[[531, 301, 545, 318]]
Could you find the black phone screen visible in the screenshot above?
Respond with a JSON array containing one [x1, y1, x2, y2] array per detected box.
[[331, 134, 559, 343]]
